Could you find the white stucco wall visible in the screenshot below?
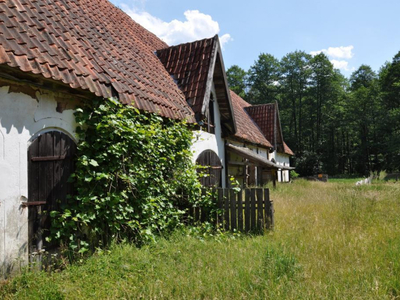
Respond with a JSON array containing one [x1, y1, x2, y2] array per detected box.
[[0, 85, 77, 276], [228, 140, 269, 159], [275, 152, 291, 182], [190, 86, 226, 188]]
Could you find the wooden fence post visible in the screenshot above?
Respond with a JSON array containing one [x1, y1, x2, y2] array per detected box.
[[230, 189, 237, 231], [264, 188, 270, 229], [237, 190, 243, 232], [194, 190, 200, 223], [245, 189, 251, 232], [224, 188, 229, 231], [217, 188, 224, 227], [264, 188, 274, 230], [200, 188, 207, 222], [250, 188, 256, 231], [269, 200, 275, 230], [256, 188, 263, 232]]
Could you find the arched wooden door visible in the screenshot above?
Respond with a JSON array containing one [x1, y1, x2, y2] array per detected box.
[[196, 150, 222, 187], [28, 131, 76, 252]]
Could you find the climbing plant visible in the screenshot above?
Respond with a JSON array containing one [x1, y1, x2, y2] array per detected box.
[[49, 98, 204, 254]]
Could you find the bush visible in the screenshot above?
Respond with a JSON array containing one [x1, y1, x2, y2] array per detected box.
[[290, 170, 299, 179], [49, 98, 203, 255]]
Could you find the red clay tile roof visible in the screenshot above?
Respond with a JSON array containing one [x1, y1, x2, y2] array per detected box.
[[157, 37, 215, 118], [157, 36, 236, 135], [245, 103, 294, 155], [0, 0, 195, 122], [283, 142, 294, 156], [229, 90, 272, 148], [245, 104, 276, 143]]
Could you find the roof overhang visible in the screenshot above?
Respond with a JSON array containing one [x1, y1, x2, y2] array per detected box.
[[227, 144, 295, 170], [203, 36, 236, 136]]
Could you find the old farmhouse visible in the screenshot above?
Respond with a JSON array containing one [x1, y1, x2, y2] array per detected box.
[[0, 0, 293, 274]]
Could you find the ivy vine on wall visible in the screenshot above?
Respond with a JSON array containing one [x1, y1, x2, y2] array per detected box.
[[49, 98, 204, 254]]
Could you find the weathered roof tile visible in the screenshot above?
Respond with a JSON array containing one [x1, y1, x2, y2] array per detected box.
[[157, 37, 215, 119], [245, 103, 294, 155], [0, 0, 194, 122], [230, 90, 272, 148]]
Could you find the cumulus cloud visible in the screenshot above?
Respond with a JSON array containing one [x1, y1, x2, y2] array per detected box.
[[311, 46, 354, 59], [219, 34, 233, 49], [326, 46, 354, 59], [310, 45, 355, 72], [310, 50, 323, 56], [330, 60, 349, 71], [121, 6, 232, 48]]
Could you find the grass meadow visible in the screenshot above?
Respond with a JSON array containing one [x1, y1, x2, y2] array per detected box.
[[1, 179, 400, 299]]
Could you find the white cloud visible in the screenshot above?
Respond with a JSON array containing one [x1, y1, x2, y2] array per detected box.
[[219, 34, 233, 49], [311, 46, 354, 59], [325, 46, 354, 59], [310, 45, 355, 72], [122, 6, 232, 48], [310, 45, 354, 59], [330, 60, 349, 71], [310, 50, 323, 56], [330, 60, 356, 72]]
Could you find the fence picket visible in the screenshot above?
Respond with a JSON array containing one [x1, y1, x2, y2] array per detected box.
[[257, 189, 263, 232], [264, 189, 270, 230], [224, 189, 229, 231], [269, 200, 275, 230], [217, 188, 224, 226], [189, 188, 273, 233], [195, 206, 200, 223], [251, 189, 256, 231], [237, 190, 243, 232], [230, 189, 237, 230], [201, 189, 207, 222], [245, 189, 251, 232]]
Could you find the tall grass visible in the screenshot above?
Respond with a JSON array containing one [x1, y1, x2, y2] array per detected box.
[[273, 179, 400, 298], [1, 180, 400, 299]]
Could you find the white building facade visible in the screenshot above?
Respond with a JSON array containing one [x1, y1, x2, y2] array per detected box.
[[0, 85, 78, 276]]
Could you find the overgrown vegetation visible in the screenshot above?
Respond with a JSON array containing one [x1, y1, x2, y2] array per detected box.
[[49, 98, 205, 254], [227, 50, 400, 176], [3, 180, 400, 299]]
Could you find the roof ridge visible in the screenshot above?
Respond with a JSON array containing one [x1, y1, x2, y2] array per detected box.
[[156, 35, 217, 52], [247, 102, 276, 108]]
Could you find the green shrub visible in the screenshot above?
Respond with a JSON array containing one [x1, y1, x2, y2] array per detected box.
[[49, 98, 203, 254], [290, 170, 299, 179]]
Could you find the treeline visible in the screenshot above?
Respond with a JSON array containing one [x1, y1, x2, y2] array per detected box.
[[227, 51, 400, 176]]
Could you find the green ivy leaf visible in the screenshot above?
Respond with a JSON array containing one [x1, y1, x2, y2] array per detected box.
[[89, 159, 99, 167]]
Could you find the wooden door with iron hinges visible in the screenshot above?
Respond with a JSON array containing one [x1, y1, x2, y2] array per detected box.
[[27, 131, 76, 253], [196, 150, 222, 187]]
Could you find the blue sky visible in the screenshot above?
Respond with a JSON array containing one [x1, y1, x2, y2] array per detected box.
[[110, 0, 400, 77]]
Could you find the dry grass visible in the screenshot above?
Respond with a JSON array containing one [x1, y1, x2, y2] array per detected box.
[[272, 179, 400, 298], [2, 179, 400, 299]]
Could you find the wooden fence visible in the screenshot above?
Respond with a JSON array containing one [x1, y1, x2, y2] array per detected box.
[[191, 188, 274, 233]]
